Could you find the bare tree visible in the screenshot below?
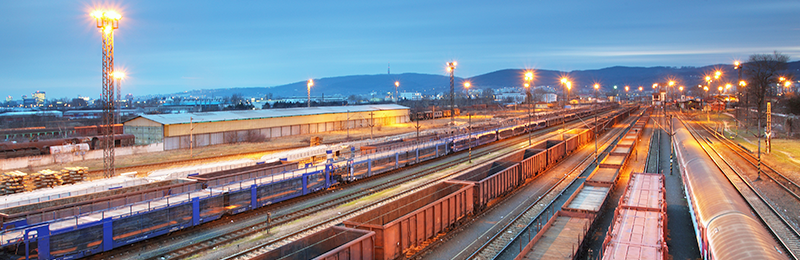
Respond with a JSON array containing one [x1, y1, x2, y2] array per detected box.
[[744, 51, 789, 178], [745, 51, 789, 119]]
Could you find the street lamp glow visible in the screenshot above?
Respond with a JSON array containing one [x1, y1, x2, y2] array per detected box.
[[726, 83, 732, 89], [639, 86, 643, 91], [523, 83, 529, 88], [652, 83, 658, 89], [112, 71, 125, 80], [395, 81, 399, 87], [786, 81, 793, 87], [705, 76, 711, 81], [718, 86, 723, 92], [524, 71, 534, 82], [560, 78, 568, 84], [594, 83, 600, 90], [715, 71, 722, 78], [668, 81, 675, 87], [780, 77, 786, 82], [679, 86, 684, 92], [625, 86, 629, 92], [734, 61, 741, 69], [739, 80, 747, 86], [464, 81, 471, 88], [307, 79, 314, 88], [566, 81, 572, 90]]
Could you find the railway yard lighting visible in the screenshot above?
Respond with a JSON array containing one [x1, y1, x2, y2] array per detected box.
[[112, 71, 125, 124], [307, 79, 314, 107], [447, 61, 457, 125], [394, 81, 400, 103], [92, 9, 121, 179], [525, 71, 535, 145]]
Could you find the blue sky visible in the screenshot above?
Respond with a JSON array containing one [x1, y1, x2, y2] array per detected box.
[[1, 1, 799, 99]]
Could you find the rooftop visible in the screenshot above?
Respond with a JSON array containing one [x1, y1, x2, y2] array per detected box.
[[128, 104, 409, 125]]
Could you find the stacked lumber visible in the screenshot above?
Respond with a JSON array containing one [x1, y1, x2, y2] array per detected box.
[[60, 167, 87, 184], [1, 171, 27, 195], [33, 169, 61, 189]]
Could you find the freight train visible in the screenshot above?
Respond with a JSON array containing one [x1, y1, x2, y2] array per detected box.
[[410, 107, 460, 121], [0, 134, 135, 159], [672, 117, 787, 259], [0, 105, 631, 260]]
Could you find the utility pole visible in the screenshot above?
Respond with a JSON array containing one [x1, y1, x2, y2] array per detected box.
[[369, 111, 375, 139], [92, 10, 121, 178], [190, 117, 194, 157]]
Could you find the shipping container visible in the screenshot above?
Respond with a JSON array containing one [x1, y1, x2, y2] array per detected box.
[[453, 160, 520, 211]]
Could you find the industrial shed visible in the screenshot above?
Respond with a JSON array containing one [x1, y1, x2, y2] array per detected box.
[[124, 104, 410, 150]]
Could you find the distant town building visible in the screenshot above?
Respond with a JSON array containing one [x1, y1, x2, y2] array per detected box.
[[495, 92, 525, 103], [5, 96, 12, 102], [542, 93, 557, 103], [32, 91, 45, 105], [400, 92, 422, 101]]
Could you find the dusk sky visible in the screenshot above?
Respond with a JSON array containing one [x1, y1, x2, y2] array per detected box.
[[1, 1, 798, 99]]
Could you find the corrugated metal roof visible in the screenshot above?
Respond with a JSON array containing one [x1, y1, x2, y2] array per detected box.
[[130, 104, 409, 125]]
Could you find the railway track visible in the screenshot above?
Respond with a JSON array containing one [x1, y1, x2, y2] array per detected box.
[[94, 110, 620, 260], [467, 112, 641, 260], [678, 113, 800, 259], [692, 117, 800, 202], [217, 118, 602, 260]]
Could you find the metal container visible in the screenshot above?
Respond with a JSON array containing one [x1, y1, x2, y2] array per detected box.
[[343, 182, 473, 260], [252, 226, 375, 260], [453, 160, 520, 211]]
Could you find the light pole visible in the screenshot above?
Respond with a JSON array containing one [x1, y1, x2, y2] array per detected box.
[[112, 71, 125, 124], [625, 86, 629, 101], [447, 61, 457, 125], [560, 77, 569, 108], [463, 81, 472, 114], [734, 60, 744, 105], [92, 9, 121, 179], [593, 83, 599, 165], [395, 81, 400, 103], [525, 71, 535, 145], [307, 79, 314, 107]]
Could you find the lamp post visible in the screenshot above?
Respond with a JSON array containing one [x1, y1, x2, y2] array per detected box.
[[593, 83, 599, 165], [92, 9, 121, 179], [524, 82, 532, 145], [560, 77, 569, 108], [395, 81, 400, 103], [112, 71, 125, 124], [734, 60, 744, 105], [525, 71, 534, 145], [307, 79, 314, 108], [447, 61, 457, 125], [464, 81, 471, 102]]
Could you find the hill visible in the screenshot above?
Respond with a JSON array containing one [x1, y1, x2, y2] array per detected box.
[[180, 61, 800, 98]]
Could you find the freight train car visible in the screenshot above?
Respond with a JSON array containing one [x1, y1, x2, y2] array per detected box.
[[0, 134, 135, 159]]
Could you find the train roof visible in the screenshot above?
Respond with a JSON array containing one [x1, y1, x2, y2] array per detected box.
[[126, 104, 409, 125]]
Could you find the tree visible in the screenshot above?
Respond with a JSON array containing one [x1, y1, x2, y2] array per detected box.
[[482, 88, 495, 104], [744, 51, 789, 174]]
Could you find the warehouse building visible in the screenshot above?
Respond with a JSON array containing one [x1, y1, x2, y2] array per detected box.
[[124, 104, 410, 150]]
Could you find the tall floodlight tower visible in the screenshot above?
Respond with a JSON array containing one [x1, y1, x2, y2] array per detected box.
[[447, 61, 457, 125], [92, 10, 121, 178], [113, 71, 125, 124]]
